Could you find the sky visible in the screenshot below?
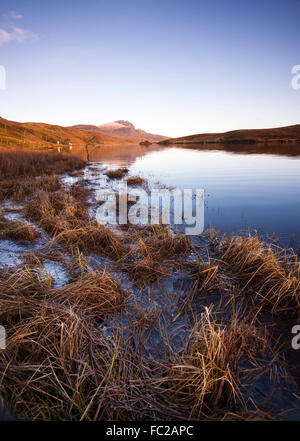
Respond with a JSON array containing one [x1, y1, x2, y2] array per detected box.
[[0, 0, 300, 137]]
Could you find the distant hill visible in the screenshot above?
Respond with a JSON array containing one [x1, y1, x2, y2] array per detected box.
[[72, 120, 167, 143], [159, 124, 300, 145], [0, 117, 130, 150]]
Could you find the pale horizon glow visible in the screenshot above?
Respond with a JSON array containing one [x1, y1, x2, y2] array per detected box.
[[0, 0, 300, 138]]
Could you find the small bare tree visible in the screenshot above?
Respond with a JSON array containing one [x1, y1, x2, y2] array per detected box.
[[85, 136, 102, 161]]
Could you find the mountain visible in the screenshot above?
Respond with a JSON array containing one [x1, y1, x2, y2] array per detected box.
[[159, 124, 300, 145], [72, 120, 167, 143], [0, 117, 130, 150]]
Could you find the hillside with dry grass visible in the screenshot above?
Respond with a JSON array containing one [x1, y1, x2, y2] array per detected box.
[[0, 117, 131, 150], [160, 124, 300, 145]]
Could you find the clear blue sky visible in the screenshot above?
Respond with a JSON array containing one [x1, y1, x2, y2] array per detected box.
[[0, 0, 299, 137]]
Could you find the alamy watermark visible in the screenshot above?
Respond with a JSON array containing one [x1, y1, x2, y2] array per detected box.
[[291, 65, 300, 90], [0, 65, 6, 90], [291, 325, 300, 350], [96, 184, 205, 235], [0, 326, 6, 350]]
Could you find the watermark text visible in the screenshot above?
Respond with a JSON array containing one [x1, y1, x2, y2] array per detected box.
[[0, 326, 6, 350], [96, 184, 205, 235], [291, 65, 300, 90]]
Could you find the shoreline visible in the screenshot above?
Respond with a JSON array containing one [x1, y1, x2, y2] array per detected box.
[[160, 138, 300, 145]]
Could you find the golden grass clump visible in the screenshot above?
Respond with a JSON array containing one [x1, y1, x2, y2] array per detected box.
[[220, 234, 300, 314], [105, 168, 129, 179], [24, 189, 88, 235], [118, 226, 190, 284], [52, 270, 127, 316], [0, 301, 100, 420], [0, 266, 52, 323], [52, 224, 125, 259], [162, 308, 274, 419], [0, 214, 40, 241], [137, 226, 191, 260], [187, 259, 221, 293], [126, 176, 146, 186], [25, 189, 86, 222], [125, 254, 171, 285], [68, 251, 92, 281], [69, 180, 92, 204]]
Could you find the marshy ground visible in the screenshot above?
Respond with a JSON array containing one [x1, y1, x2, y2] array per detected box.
[[0, 150, 300, 421]]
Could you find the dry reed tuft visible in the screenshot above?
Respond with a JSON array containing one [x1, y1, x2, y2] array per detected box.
[[0, 214, 40, 241], [125, 254, 171, 284], [24, 189, 88, 234], [105, 168, 129, 179], [69, 180, 92, 205], [51, 224, 125, 259], [161, 307, 275, 419], [186, 258, 221, 292], [52, 270, 127, 317], [68, 251, 92, 281], [0, 300, 100, 420], [219, 234, 300, 314], [126, 176, 146, 186], [118, 226, 190, 284], [136, 226, 191, 260], [133, 304, 161, 330], [0, 265, 52, 319], [25, 188, 87, 221]]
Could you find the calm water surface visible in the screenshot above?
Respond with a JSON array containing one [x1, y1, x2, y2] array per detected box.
[[81, 143, 300, 248]]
